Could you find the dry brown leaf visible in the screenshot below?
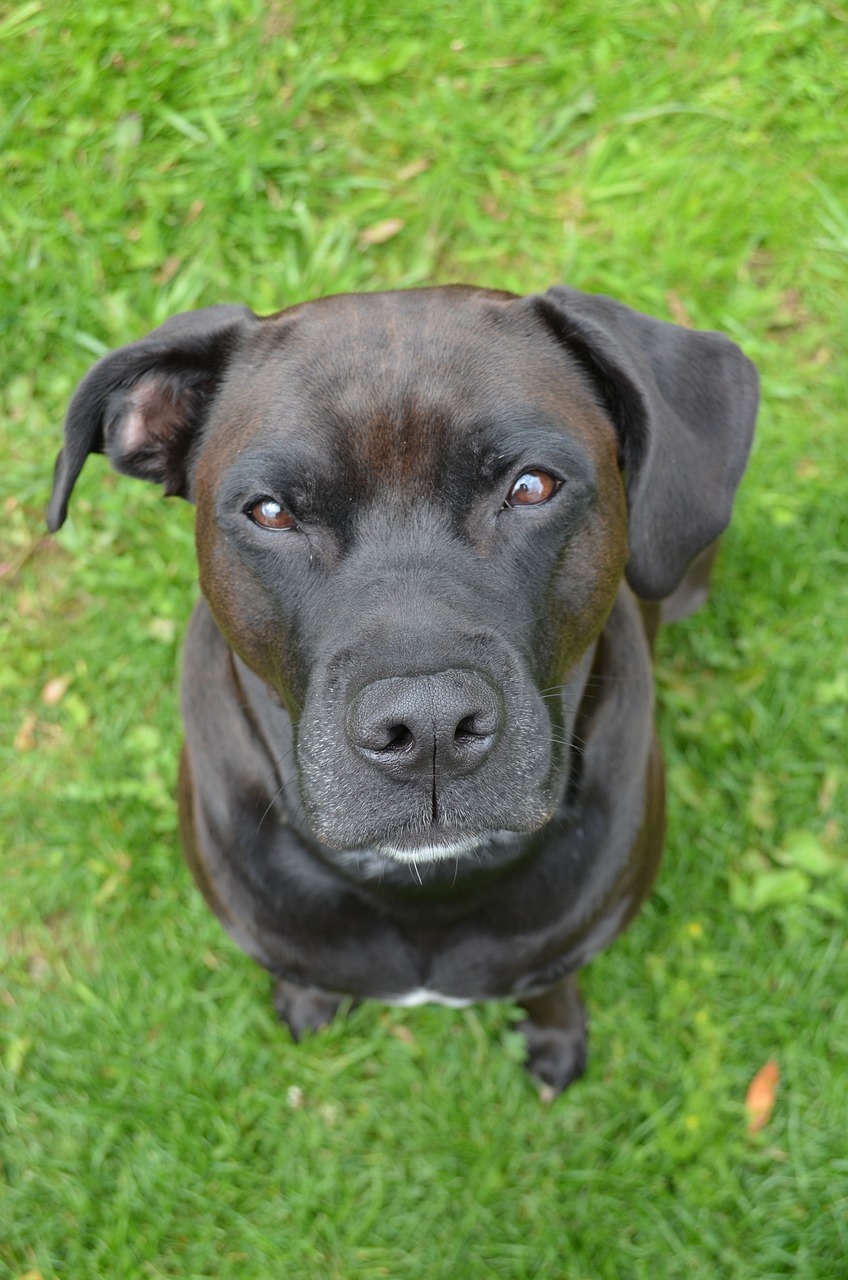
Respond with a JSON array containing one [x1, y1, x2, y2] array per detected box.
[[41, 674, 71, 706], [666, 290, 693, 328], [390, 1023, 416, 1044], [397, 158, 430, 182], [63, 207, 84, 234], [153, 255, 181, 285], [485, 56, 542, 68], [14, 711, 37, 751], [746, 1059, 779, 1133], [822, 818, 840, 844], [359, 218, 405, 247]]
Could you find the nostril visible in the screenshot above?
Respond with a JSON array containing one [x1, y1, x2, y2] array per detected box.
[[454, 714, 484, 743], [383, 723, 414, 753], [454, 707, 498, 745]]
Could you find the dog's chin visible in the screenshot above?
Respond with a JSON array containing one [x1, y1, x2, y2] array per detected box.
[[376, 831, 496, 864]]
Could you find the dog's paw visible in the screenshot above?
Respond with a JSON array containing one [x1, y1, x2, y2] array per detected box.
[[272, 978, 345, 1041], [519, 1019, 588, 1101], [516, 975, 588, 1100]]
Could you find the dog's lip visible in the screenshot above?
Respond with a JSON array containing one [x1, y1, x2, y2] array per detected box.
[[374, 829, 503, 864]]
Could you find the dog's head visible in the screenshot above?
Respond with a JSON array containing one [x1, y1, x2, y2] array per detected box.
[[48, 285, 757, 863]]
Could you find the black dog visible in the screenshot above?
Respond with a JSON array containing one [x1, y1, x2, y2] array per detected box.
[[48, 285, 758, 1096]]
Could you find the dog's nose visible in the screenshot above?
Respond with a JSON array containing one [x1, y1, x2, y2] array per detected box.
[[348, 670, 502, 783]]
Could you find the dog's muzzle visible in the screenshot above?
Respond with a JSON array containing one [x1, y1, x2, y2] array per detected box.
[[295, 628, 557, 861]]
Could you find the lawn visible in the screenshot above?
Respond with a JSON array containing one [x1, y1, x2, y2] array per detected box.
[[2, 2, 847, 1277]]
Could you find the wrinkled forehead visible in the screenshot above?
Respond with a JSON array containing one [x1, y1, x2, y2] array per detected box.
[[206, 288, 613, 485]]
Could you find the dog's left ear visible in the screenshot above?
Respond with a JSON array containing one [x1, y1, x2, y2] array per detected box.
[[531, 286, 759, 600], [47, 304, 257, 533]]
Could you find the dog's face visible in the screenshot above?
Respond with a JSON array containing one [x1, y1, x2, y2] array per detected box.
[[192, 289, 628, 858], [47, 284, 758, 866]]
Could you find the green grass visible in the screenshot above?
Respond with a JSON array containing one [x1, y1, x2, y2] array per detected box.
[[2, 1, 847, 1276]]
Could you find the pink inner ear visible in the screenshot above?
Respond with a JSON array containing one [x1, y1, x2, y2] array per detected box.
[[119, 376, 178, 453], [105, 370, 205, 495]]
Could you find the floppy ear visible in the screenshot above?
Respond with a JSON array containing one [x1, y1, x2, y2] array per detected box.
[[47, 304, 257, 533], [531, 286, 759, 600]]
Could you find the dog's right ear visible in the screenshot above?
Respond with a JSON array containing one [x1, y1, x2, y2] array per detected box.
[[46, 304, 257, 533]]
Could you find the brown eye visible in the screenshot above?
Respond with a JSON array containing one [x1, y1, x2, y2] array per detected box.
[[248, 498, 298, 530], [505, 469, 561, 507]]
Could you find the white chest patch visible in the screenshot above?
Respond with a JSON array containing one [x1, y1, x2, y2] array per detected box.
[[388, 987, 475, 1009]]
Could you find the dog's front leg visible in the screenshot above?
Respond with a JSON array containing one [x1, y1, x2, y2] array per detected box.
[[517, 974, 587, 1101]]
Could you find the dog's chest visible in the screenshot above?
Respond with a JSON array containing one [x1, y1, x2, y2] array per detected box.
[[387, 987, 475, 1009]]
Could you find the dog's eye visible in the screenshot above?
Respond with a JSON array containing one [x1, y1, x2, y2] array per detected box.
[[505, 470, 561, 508], [246, 498, 298, 531]]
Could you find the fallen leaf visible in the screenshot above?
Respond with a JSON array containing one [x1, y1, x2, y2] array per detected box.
[[14, 711, 37, 751], [265, 179, 283, 210], [485, 55, 543, 68], [390, 1023, 416, 1044], [27, 953, 50, 983], [359, 218, 405, 247], [153, 255, 181, 285], [822, 818, 840, 845], [62, 207, 84, 234], [41, 674, 71, 705], [666, 290, 693, 328], [746, 1059, 779, 1133], [397, 157, 430, 182]]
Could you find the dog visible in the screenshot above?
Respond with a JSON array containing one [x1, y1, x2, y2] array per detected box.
[[47, 284, 758, 1097]]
